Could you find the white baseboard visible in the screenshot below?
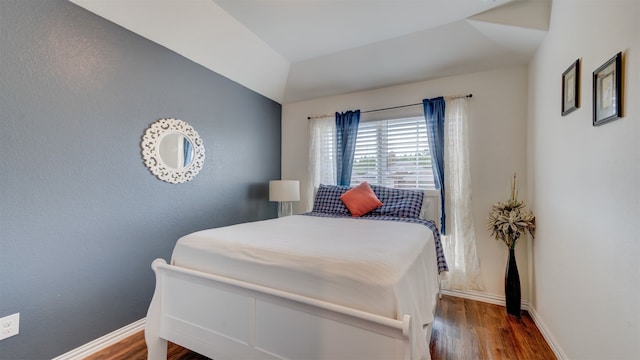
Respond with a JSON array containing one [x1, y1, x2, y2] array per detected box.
[[52, 318, 145, 360], [526, 306, 568, 360], [440, 288, 530, 309], [441, 289, 566, 360]]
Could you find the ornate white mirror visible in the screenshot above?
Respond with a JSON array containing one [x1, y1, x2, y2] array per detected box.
[[141, 118, 205, 184]]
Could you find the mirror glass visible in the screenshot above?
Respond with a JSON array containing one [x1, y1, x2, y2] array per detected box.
[[159, 132, 195, 169], [141, 118, 205, 184]]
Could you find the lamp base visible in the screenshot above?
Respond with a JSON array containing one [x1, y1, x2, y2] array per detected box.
[[278, 201, 293, 217]]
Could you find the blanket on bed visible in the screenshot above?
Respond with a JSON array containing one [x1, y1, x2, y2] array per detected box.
[[304, 212, 448, 273]]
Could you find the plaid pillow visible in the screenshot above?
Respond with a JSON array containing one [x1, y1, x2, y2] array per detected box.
[[370, 185, 424, 219], [312, 184, 351, 215]]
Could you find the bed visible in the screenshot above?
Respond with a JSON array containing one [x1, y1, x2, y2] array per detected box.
[[145, 184, 446, 360]]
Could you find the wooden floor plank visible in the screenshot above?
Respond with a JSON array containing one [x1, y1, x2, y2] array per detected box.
[[430, 296, 556, 360], [86, 295, 556, 360]]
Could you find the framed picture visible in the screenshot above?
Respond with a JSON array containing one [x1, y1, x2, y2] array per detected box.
[[593, 52, 622, 126], [562, 59, 580, 116]]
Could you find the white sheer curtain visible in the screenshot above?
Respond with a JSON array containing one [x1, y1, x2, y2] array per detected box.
[[442, 98, 483, 291], [307, 117, 337, 210]]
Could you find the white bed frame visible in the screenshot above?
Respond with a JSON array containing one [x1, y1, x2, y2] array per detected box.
[[145, 259, 415, 359], [145, 191, 441, 360]]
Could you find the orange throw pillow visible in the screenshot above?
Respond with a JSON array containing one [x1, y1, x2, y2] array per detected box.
[[340, 182, 383, 217]]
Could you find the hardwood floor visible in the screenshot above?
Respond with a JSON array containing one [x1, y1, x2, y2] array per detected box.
[[430, 296, 556, 360], [84, 332, 206, 360], [86, 295, 556, 360]]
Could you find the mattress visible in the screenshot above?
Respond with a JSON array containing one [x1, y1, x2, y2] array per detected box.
[[171, 215, 440, 359]]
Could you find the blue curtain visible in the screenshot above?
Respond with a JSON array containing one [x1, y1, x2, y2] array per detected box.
[[335, 110, 360, 186], [423, 97, 447, 234]]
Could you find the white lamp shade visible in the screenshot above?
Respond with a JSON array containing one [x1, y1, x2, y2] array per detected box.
[[269, 180, 300, 202]]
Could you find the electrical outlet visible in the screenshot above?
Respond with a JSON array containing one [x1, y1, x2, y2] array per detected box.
[[0, 313, 19, 340]]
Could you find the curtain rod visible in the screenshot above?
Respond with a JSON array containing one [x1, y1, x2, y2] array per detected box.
[[307, 93, 472, 120]]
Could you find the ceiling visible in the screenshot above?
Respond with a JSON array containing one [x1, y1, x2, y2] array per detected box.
[[69, 0, 551, 104]]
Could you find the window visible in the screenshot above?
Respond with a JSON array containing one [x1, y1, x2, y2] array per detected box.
[[351, 116, 435, 189]]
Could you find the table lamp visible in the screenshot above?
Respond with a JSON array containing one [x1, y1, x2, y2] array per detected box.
[[269, 180, 300, 217]]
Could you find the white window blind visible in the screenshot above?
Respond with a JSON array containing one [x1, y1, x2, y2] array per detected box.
[[351, 116, 435, 189]]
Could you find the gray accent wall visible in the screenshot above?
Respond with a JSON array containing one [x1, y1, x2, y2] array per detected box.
[[0, 0, 281, 358]]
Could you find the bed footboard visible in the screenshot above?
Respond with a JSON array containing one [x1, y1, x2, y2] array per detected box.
[[145, 259, 413, 360], [145, 259, 168, 360]]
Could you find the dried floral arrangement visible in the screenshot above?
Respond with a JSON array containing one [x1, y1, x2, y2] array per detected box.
[[487, 174, 536, 249]]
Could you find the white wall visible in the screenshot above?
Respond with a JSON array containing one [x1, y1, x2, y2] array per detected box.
[[282, 65, 531, 302], [527, 0, 639, 359]]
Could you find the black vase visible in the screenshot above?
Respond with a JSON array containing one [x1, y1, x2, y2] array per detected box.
[[505, 247, 521, 316]]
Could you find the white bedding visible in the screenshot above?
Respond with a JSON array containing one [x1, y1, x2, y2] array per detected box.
[[171, 215, 440, 359]]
